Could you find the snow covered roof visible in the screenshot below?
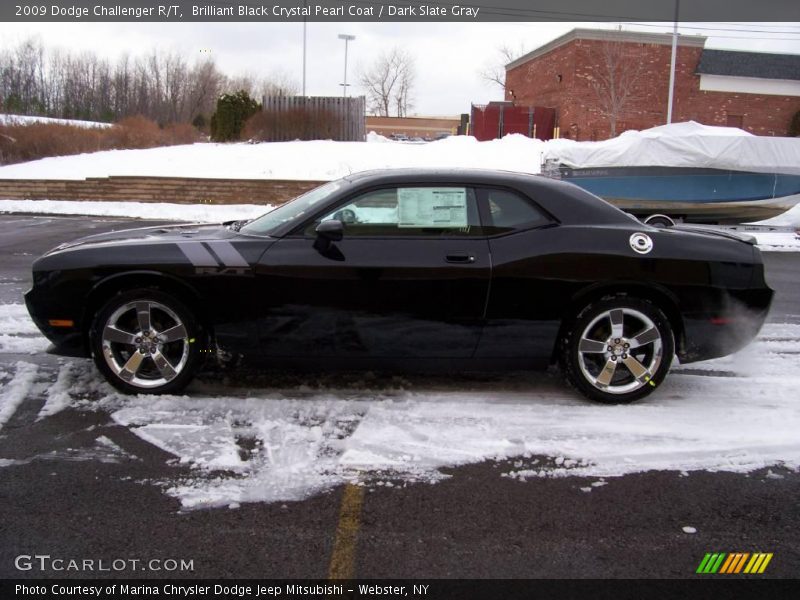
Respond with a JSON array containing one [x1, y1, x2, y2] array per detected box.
[[697, 49, 800, 82]]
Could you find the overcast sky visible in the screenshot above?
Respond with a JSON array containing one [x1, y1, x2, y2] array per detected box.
[[1, 21, 798, 115]]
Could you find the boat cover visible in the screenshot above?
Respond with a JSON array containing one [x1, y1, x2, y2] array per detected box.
[[545, 121, 800, 174]]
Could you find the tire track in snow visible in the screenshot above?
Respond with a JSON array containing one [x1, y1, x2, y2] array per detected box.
[[0, 361, 39, 431]]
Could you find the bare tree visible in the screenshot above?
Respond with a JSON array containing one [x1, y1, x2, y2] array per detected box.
[[359, 47, 415, 117], [223, 71, 299, 103], [587, 40, 645, 138], [0, 38, 290, 125], [186, 59, 224, 120], [479, 43, 528, 92], [258, 70, 299, 98]]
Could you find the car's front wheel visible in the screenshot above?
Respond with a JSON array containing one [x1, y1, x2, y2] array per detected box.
[[90, 289, 203, 394], [561, 296, 675, 403]]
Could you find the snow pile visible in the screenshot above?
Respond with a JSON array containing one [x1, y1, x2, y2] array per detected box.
[[0, 120, 796, 184], [0, 303, 49, 354], [0, 134, 546, 181], [0, 199, 271, 223], [0, 303, 39, 335], [0, 113, 113, 129], [545, 121, 800, 175]]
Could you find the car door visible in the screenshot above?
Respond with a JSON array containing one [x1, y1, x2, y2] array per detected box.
[[252, 185, 491, 358], [474, 187, 563, 362]]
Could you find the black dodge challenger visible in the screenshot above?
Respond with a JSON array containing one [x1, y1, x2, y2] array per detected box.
[[25, 169, 773, 403]]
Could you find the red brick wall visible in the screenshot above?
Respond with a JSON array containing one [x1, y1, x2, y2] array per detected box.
[[505, 39, 800, 140]]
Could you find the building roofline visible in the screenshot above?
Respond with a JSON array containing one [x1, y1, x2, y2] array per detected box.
[[697, 48, 800, 81], [506, 28, 707, 71]]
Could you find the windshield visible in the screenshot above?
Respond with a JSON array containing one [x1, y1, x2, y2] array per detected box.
[[240, 180, 343, 236]]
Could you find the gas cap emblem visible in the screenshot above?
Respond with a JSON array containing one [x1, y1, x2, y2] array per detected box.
[[629, 232, 653, 254]]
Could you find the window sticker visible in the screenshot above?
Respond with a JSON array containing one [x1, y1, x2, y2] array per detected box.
[[397, 188, 468, 228]]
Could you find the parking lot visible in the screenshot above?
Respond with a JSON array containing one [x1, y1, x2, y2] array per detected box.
[[1, 214, 799, 579]]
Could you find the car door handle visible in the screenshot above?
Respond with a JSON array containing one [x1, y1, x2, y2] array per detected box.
[[445, 253, 476, 264]]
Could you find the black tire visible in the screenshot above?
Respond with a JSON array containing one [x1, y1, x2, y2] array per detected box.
[[643, 214, 675, 228], [561, 295, 675, 404], [90, 288, 204, 395]]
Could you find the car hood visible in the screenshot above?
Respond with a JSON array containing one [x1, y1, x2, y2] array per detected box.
[[46, 222, 246, 254]]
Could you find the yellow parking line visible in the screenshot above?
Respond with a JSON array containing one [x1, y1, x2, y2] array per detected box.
[[328, 483, 365, 580]]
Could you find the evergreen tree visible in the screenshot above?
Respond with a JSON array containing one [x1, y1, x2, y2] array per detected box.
[[210, 90, 259, 142]]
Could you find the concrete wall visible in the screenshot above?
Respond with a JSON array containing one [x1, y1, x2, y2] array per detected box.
[[0, 176, 324, 205]]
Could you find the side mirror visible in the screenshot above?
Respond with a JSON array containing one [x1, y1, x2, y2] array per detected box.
[[315, 219, 344, 242], [313, 219, 344, 254]]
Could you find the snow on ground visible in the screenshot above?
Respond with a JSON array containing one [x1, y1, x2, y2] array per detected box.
[[0, 334, 48, 354], [1, 302, 799, 508], [0, 113, 113, 129], [0, 134, 545, 181], [0, 303, 39, 335], [0, 199, 271, 223], [0, 304, 49, 354], [0, 126, 797, 234], [37, 362, 75, 420], [749, 231, 800, 252], [0, 361, 38, 430]]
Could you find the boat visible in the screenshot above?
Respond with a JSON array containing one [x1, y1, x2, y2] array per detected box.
[[543, 122, 800, 224]]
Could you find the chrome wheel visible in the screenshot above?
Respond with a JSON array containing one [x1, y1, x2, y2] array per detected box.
[[576, 307, 664, 395], [101, 300, 190, 389]]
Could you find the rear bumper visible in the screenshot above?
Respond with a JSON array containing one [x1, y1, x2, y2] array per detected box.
[[678, 287, 773, 364]]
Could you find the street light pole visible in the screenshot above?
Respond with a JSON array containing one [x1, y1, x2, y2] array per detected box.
[[302, 1, 307, 96], [338, 34, 355, 98], [666, 0, 680, 124]]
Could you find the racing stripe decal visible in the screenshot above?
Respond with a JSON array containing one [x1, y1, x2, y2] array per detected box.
[[177, 242, 219, 267], [205, 241, 249, 267]]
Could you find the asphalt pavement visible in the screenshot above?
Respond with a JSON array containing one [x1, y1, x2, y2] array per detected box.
[[0, 214, 798, 581]]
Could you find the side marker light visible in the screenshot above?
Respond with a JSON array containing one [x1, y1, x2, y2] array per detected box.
[[48, 319, 74, 327]]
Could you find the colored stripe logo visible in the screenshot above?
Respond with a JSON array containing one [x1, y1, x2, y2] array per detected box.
[[696, 552, 773, 574], [177, 241, 249, 268]]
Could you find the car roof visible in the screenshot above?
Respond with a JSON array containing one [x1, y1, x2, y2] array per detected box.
[[340, 168, 634, 226], [342, 167, 535, 184]]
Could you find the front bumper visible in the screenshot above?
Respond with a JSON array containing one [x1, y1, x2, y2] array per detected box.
[[24, 287, 88, 358]]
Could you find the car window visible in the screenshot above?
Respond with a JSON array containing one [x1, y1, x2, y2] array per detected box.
[[306, 186, 482, 237], [482, 189, 552, 234], [241, 180, 343, 236]]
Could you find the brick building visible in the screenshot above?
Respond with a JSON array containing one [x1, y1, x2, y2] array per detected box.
[[505, 28, 800, 141]]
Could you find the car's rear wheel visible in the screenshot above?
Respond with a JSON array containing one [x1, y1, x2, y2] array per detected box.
[[561, 296, 674, 403], [90, 289, 202, 394]]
